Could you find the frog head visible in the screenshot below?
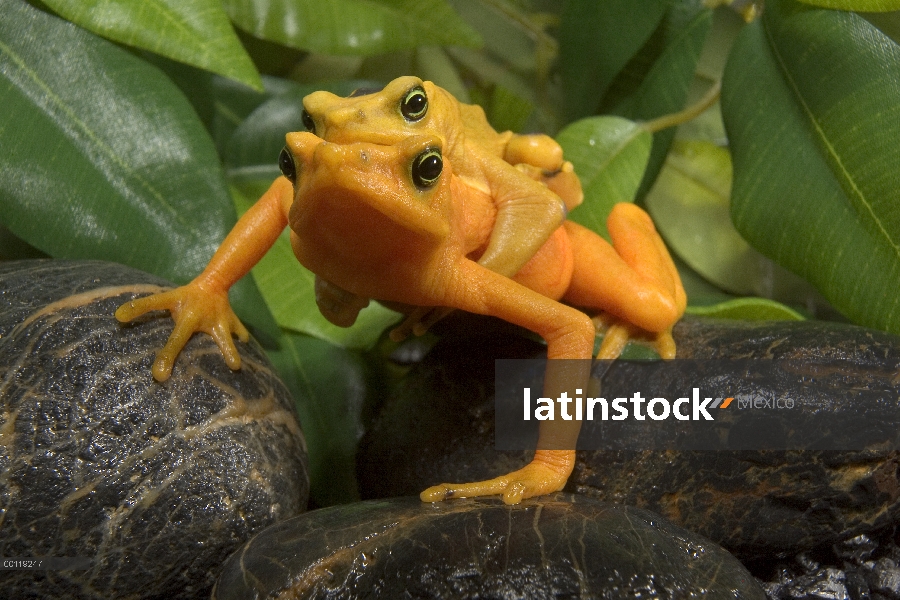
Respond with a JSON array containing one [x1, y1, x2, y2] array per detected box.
[[279, 131, 455, 300], [301, 76, 461, 151]]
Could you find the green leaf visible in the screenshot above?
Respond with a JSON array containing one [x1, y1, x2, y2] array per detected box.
[[0, 0, 232, 285], [487, 85, 533, 133], [645, 140, 815, 302], [674, 256, 736, 307], [222, 0, 481, 56], [41, 0, 262, 91], [722, 0, 900, 334], [444, 46, 535, 103], [0, 224, 48, 260], [209, 75, 300, 157], [556, 116, 652, 239], [602, 0, 713, 196], [446, 0, 539, 74], [559, 0, 670, 121], [797, 0, 900, 11], [646, 140, 752, 294], [863, 10, 900, 44], [231, 186, 400, 348], [268, 331, 370, 506], [686, 298, 806, 321]]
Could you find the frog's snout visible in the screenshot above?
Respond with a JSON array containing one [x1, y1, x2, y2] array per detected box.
[[303, 90, 367, 139], [284, 131, 373, 178], [285, 131, 321, 167]]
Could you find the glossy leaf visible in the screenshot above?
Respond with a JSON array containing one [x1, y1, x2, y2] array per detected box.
[[268, 331, 370, 506], [222, 0, 481, 56], [559, 0, 670, 120], [863, 11, 900, 44], [675, 257, 735, 307], [686, 298, 805, 321], [722, 0, 900, 333], [444, 46, 535, 104], [0, 0, 232, 284], [41, 0, 262, 91], [556, 116, 652, 239], [231, 186, 400, 349], [646, 140, 752, 294], [447, 0, 539, 74], [797, 0, 900, 11], [646, 140, 816, 304], [602, 0, 712, 196], [488, 85, 533, 133]]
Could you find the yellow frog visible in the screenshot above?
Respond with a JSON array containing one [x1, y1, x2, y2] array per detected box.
[[116, 127, 685, 504], [301, 76, 584, 335]]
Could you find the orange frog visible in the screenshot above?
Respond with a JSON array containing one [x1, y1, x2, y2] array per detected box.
[[300, 76, 584, 335], [116, 128, 684, 504]]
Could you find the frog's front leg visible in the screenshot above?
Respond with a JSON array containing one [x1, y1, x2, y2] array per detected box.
[[116, 176, 294, 380], [419, 259, 594, 504]]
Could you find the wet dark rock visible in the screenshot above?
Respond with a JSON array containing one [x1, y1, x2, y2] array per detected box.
[[871, 558, 900, 597], [358, 318, 900, 559], [753, 530, 900, 600], [213, 493, 766, 599], [359, 331, 537, 500], [0, 260, 309, 600]]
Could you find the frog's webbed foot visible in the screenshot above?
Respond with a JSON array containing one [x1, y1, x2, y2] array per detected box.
[[389, 306, 454, 341], [314, 276, 370, 327], [115, 282, 249, 382], [420, 450, 574, 505], [592, 314, 677, 360]]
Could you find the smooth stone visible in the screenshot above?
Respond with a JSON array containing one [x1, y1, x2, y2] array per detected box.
[[357, 317, 900, 559], [0, 260, 309, 600], [213, 493, 765, 599]]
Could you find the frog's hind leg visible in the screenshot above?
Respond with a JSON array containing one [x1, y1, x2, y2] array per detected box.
[[562, 203, 686, 360]]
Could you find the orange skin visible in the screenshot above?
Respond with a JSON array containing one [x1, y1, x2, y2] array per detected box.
[[301, 76, 583, 334], [116, 129, 684, 505]]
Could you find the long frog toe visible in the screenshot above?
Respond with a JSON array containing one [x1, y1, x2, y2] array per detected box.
[[420, 451, 573, 505], [595, 319, 634, 360], [419, 478, 509, 503], [651, 328, 677, 360], [115, 289, 176, 323], [594, 316, 678, 361]]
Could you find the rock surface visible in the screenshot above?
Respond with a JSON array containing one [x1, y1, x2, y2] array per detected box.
[[213, 493, 766, 599], [0, 260, 309, 600], [358, 317, 900, 559], [756, 532, 900, 600]]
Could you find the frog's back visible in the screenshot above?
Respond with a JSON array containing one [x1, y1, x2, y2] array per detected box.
[[454, 95, 513, 158]]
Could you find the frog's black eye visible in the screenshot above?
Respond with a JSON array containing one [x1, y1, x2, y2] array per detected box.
[[301, 109, 316, 134], [400, 86, 428, 122], [279, 147, 297, 184], [411, 148, 442, 189]]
